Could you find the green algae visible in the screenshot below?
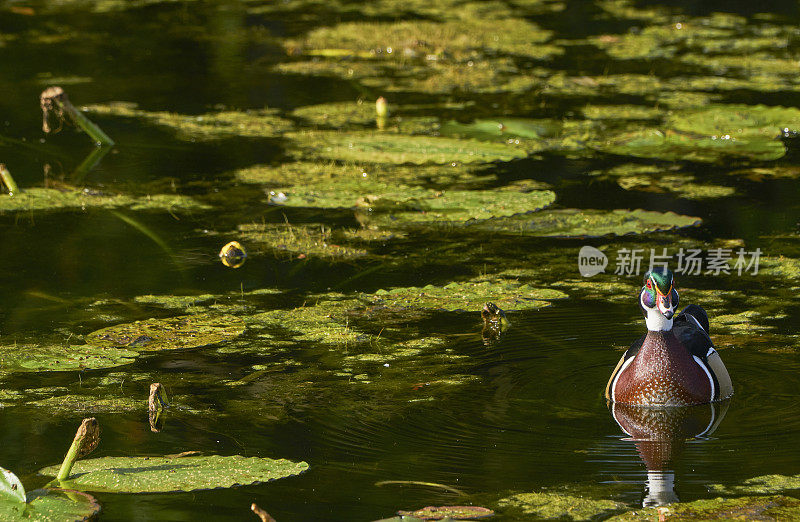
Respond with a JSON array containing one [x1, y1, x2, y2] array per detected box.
[[581, 105, 661, 122], [85, 102, 293, 140], [237, 222, 371, 260], [608, 495, 800, 521], [0, 187, 207, 214], [85, 314, 246, 352], [27, 394, 142, 415], [133, 294, 219, 310], [286, 130, 528, 164], [39, 455, 308, 493], [708, 473, 800, 495], [0, 488, 100, 522], [497, 491, 624, 521], [367, 281, 566, 312], [473, 209, 701, 237], [0, 342, 137, 374], [396, 505, 494, 520], [618, 173, 735, 199]]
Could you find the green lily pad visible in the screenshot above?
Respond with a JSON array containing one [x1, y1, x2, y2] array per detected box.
[[286, 130, 528, 164], [498, 491, 624, 521], [669, 104, 800, 141], [85, 314, 246, 352], [473, 209, 701, 236], [0, 188, 207, 214], [237, 223, 372, 260], [85, 102, 293, 140], [0, 343, 137, 373], [708, 474, 800, 495], [28, 394, 142, 415], [0, 467, 25, 504], [397, 505, 494, 520], [607, 495, 800, 521], [593, 164, 735, 199], [39, 455, 308, 493], [0, 488, 101, 522], [368, 281, 566, 311], [439, 118, 562, 141]]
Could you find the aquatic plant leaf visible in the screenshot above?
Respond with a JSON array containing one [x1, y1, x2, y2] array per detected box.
[[0, 188, 207, 214], [85, 102, 293, 140], [85, 314, 245, 352], [0, 343, 137, 373], [238, 223, 371, 260], [607, 495, 800, 521], [0, 488, 100, 521], [669, 104, 800, 138], [498, 491, 624, 521], [286, 130, 528, 164], [38, 455, 308, 493], [367, 281, 566, 312], [594, 128, 785, 163], [473, 209, 701, 236], [0, 467, 25, 503], [708, 473, 800, 495], [397, 505, 494, 520], [439, 118, 561, 141]]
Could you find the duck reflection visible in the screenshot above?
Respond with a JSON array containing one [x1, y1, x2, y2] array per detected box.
[[609, 401, 730, 507]]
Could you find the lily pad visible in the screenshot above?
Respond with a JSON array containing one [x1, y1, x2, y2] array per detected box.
[[607, 495, 800, 521], [367, 281, 566, 311], [0, 488, 101, 522], [237, 223, 372, 260], [85, 102, 293, 140], [498, 491, 624, 521], [439, 118, 561, 141], [397, 505, 494, 520], [39, 455, 308, 493], [286, 130, 528, 164], [85, 314, 246, 352], [0, 188, 207, 214], [472, 209, 701, 236], [0, 468, 25, 504], [0, 343, 137, 373]]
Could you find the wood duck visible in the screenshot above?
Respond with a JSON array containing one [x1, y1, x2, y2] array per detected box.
[[605, 268, 733, 406]]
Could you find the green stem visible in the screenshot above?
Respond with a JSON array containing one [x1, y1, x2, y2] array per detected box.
[[57, 418, 99, 481], [71, 144, 111, 183], [56, 434, 83, 481], [57, 99, 115, 147], [0, 164, 20, 195]]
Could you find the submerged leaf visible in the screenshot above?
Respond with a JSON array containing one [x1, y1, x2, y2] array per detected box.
[[85, 314, 246, 352], [0, 467, 25, 504], [39, 455, 308, 493]]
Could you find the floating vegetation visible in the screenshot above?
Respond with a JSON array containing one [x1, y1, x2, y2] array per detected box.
[[396, 505, 494, 520], [0, 187, 208, 214], [84, 102, 294, 141], [0, 342, 137, 374], [607, 495, 800, 521], [593, 164, 735, 199], [0, 487, 101, 521], [286, 130, 527, 164], [708, 473, 800, 495], [85, 314, 246, 352], [366, 281, 566, 312], [473, 209, 701, 237], [238, 222, 371, 260], [39, 454, 309, 493], [439, 118, 561, 142], [497, 491, 624, 521]]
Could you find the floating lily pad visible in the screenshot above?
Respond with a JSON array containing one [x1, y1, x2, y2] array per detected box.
[[39, 455, 308, 493], [0, 188, 207, 214], [607, 495, 800, 521], [439, 118, 561, 141], [498, 491, 624, 521], [367, 281, 566, 311], [708, 474, 800, 495], [397, 505, 494, 520], [0, 488, 101, 521], [0, 467, 24, 504], [669, 104, 800, 141], [593, 164, 735, 199], [286, 130, 528, 164], [473, 209, 701, 236], [85, 102, 293, 140], [85, 314, 246, 352], [237, 223, 372, 260], [28, 394, 142, 415], [0, 343, 137, 373]]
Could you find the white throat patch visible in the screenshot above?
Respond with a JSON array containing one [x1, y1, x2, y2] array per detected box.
[[641, 293, 674, 331]]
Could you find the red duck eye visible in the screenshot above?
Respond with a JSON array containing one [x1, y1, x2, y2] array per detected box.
[[646, 280, 652, 289]]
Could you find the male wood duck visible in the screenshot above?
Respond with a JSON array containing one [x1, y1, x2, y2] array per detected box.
[[605, 268, 733, 406]]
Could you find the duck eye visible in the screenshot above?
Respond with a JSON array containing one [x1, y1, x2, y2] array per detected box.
[[646, 279, 652, 289]]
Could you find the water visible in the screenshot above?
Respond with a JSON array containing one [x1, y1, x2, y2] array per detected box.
[[1, 1, 800, 520]]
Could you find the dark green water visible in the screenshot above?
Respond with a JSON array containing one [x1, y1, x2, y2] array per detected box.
[[1, 1, 799, 520]]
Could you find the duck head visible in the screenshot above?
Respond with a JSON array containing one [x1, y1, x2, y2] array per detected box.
[[639, 268, 679, 331]]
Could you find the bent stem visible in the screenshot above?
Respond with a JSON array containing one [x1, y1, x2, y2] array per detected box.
[[41, 86, 115, 147], [57, 418, 100, 481], [0, 164, 20, 195]]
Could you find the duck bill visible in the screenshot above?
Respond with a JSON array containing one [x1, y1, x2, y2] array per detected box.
[[657, 293, 674, 319]]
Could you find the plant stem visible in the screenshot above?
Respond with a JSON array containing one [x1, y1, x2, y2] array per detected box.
[[57, 418, 99, 481], [40, 87, 115, 147], [0, 164, 20, 195]]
